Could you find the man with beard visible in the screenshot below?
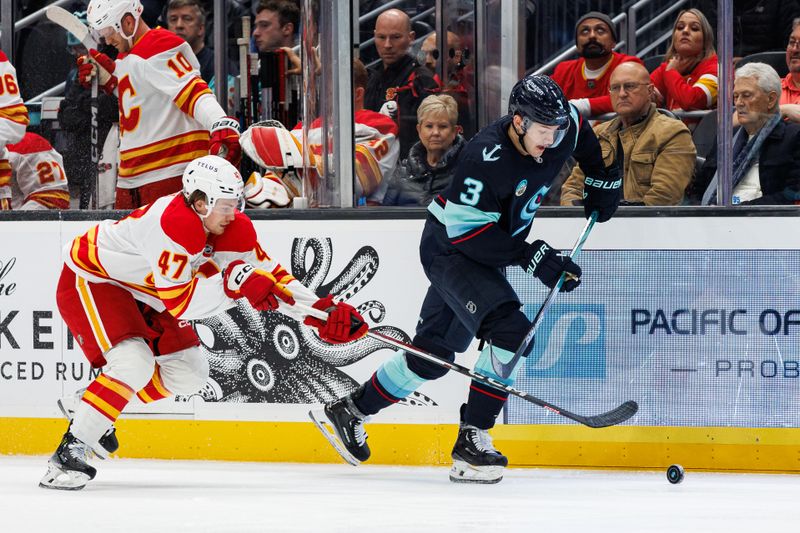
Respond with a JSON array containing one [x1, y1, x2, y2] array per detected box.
[[551, 12, 643, 117], [779, 19, 800, 122]]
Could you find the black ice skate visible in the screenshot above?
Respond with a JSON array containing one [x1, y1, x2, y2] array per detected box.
[[449, 424, 508, 484], [39, 430, 98, 490], [309, 393, 370, 466], [58, 388, 119, 459]]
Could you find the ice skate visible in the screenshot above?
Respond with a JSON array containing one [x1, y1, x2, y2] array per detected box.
[[58, 388, 119, 459], [309, 392, 370, 466], [449, 424, 508, 484], [39, 430, 97, 490]]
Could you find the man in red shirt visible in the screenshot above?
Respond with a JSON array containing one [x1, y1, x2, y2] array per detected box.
[[551, 11, 643, 117]]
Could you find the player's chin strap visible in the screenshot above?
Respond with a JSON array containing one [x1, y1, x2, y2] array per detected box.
[[120, 16, 141, 48], [514, 118, 543, 164]]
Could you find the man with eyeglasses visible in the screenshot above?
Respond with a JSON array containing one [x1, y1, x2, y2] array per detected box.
[[561, 62, 695, 206], [551, 11, 643, 117], [78, 0, 241, 209], [779, 19, 800, 122]]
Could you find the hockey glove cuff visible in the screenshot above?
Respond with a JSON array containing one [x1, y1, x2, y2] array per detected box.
[[582, 165, 622, 223], [223, 260, 295, 311], [210, 117, 242, 166], [304, 294, 369, 343], [522, 240, 582, 292], [77, 50, 117, 94]]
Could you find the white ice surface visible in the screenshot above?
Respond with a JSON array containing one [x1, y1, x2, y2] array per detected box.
[[1, 455, 795, 533]]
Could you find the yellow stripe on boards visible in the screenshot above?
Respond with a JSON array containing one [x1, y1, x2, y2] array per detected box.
[[2, 419, 799, 473]]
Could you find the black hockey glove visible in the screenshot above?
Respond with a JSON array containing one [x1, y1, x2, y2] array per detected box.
[[582, 165, 622, 223], [521, 240, 582, 292]]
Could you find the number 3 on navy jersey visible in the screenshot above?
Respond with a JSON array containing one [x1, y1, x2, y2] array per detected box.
[[460, 177, 484, 206]]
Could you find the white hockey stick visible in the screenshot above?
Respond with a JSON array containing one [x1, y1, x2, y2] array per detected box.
[[46, 5, 100, 209]]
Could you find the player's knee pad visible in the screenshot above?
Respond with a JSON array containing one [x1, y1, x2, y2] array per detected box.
[[103, 337, 156, 391], [478, 304, 531, 352], [155, 346, 209, 395], [474, 343, 523, 386]]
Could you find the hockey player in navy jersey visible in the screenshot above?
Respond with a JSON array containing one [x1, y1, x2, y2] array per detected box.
[[311, 74, 621, 483]]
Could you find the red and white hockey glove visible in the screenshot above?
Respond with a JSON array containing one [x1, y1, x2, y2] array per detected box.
[[77, 49, 117, 94], [244, 171, 291, 208], [210, 117, 242, 166], [223, 260, 295, 311], [304, 294, 368, 344]]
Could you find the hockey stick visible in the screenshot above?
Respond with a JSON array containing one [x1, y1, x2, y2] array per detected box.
[[46, 6, 99, 209], [492, 211, 598, 379], [296, 302, 638, 428]]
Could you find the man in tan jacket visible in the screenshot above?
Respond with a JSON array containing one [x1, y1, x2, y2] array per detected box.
[[561, 62, 696, 206]]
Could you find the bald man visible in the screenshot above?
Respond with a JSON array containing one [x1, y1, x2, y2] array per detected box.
[[365, 9, 438, 159], [561, 62, 696, 206]]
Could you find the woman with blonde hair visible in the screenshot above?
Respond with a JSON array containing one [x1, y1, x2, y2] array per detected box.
[[651, 8, 719, 111], [383, 94, 466, 206]]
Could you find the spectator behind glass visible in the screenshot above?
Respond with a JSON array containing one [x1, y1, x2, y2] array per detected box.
[[419, 31, 475, 139], [694, 62, 800, 205], [166, 0, 237, 108], [383, 94, 466, 207], [651, 9, 718, 112], [779, 19, 800, 122], [561, 62, 696, 206], [253, 0, 300, 52], [57, 12, 118, 205], [551, 11, 644, 117], [364, 9, 438, 159]]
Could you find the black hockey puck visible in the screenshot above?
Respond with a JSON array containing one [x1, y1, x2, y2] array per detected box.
[[666, 464, 685, 484]]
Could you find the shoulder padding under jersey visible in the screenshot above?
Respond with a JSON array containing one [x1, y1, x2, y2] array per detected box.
[[210, 212, 257, 253], [6, 132, 52, 154], [161, 195, 207, 255], [130, 28, 187, 60]]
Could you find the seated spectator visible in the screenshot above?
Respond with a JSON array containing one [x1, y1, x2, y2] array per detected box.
[[365, 9, 438, 159], [6, 132, 70, 210], [253, 0, 300, 52], [561, 62, 696, 206], [779, 18, 800, 122], [695, 62, 800, 205], [651, 9, 718, 112], [552, 11, 643, 117], [419, 31, 474, 138], [383, 94, 466, 206]]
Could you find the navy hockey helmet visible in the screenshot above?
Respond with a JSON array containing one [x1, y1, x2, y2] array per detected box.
[[508, 74, 570, 148]]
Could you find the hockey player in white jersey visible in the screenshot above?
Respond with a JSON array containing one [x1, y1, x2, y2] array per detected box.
[[79, 0, 241, 209], [6, 132, 70, 209], [0, 47, 29, 210], [39, 155, 368, 490]]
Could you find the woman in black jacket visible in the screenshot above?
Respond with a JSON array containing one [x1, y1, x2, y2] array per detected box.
[[383, 94, 466, 206]]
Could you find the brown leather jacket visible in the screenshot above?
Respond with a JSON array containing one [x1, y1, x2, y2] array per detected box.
[[561, 104, 696, 206]]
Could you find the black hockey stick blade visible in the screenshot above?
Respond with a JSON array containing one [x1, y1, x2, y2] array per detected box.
[[550, 400, 639, 428]]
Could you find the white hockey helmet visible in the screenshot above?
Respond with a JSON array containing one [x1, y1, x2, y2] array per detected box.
[[182, 155, 245, 216], [87, 0, 143, 40]]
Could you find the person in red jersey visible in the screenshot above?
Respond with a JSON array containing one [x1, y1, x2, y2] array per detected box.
[[6, 132, 70, 210], [39, 155, 368, 490], [0, 47, 29, 210], [79, 0, 241, 208], [551, 11, 643, 117], [650, 9, 718, 113]]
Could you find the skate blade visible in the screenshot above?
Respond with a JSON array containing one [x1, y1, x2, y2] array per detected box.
[[38, 463, 90, 491], [308, 409, 360, 467], [449, 460, 504, 484]]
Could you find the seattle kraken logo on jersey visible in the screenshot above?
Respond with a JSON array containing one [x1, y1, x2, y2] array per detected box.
[[482, 144, 501, 162], [512, 184, 549, 236]]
